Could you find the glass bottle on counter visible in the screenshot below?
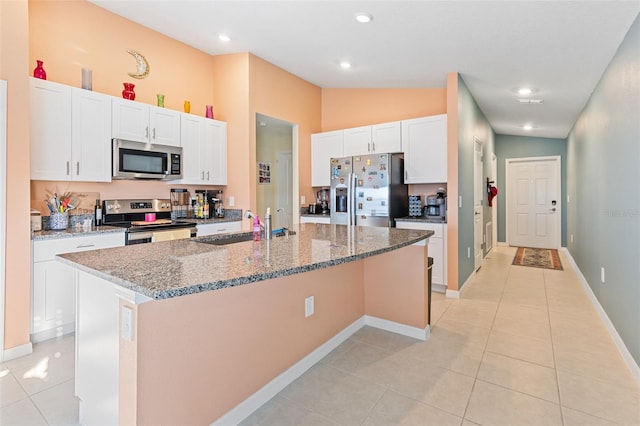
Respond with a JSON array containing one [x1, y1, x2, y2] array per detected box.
[[94, 199, 102, 226], [253, 215, 262, 241]]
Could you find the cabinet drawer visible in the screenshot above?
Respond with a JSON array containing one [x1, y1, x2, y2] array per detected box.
[[33, 233, 125, 262], [395, 221, 444, 238], [196, 221, 241, 237]]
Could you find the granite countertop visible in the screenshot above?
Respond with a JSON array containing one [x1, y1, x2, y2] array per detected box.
[[58, 224, 433, 300], [32, 226, 126, 241], [396, 216, 447, 224], [300, 213, 331, 218]]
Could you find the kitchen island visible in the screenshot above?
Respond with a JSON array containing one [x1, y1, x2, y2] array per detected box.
[[58, 224, 433, 425]]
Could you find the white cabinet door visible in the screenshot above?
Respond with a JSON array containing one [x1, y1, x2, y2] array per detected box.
[[112, 97, 150, 142], [372, 121, 401, 153], [32, 260, 75, 335], [343, 125, 371, 157], [311, 130, 344, 187], [71, 88, 112, 182], [196, 221, 241, 237], [179, 115, 227, 185], [30, 78, 72, 180], [395, 221, 446, 286], [149, 106, 181, 147], [402, 114, 447, 184], [180, 114, 204, 183], [207, 119, 227, 185], [31, 233, 125, 342]]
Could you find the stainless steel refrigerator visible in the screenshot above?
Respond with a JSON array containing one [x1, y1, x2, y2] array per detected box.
[[330, 153, 408, 227]]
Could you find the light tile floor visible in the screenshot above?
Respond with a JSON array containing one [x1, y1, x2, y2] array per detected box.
[[2, 246, 638, 425]]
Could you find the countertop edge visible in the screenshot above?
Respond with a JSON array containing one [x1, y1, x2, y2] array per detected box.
[[59, 229, 433, 300]]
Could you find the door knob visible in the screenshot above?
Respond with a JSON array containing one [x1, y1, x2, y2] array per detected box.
[[474, 212, 480, 216], [550, 208, 556, 212]]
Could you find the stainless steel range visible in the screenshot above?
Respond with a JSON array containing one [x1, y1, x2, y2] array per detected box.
[[102, 199, 197, 245]]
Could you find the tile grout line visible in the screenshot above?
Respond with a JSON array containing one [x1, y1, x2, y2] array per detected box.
[[544, 268, 567, 426]]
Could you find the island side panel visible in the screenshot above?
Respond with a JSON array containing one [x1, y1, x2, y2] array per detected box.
[[130, 261, 365, 425], [363, 243, 429, 329]]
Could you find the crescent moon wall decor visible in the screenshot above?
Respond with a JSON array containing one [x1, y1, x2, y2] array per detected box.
[[127, 49, 149, 79]]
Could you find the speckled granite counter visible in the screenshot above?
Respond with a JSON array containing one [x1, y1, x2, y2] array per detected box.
[[32, 226, 125, 241], [300, 213, 331, 218], [58, 224, 432, 300], [182, 217, 242, 225]]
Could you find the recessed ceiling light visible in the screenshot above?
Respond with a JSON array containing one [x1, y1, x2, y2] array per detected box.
[[218, 34, 231, 42], [355, 13, 373, 23], [523, 124, 533, 131], [518, 87, 533, 95], [340, 61, 352, 69]]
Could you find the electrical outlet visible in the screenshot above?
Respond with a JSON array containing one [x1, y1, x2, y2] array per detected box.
[[228, 196, 235, 207], [467, 247, 471, 258], [301, 195, 306, 205], [459, 196, 462, 208], [570, 234, 574, 243], [601, 267, 605, 284], [305, 296, 315, 317], [121, 306, 133, 341]]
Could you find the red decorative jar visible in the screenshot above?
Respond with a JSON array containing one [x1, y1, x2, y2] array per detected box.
[[33, 60, 47, 80], [205, 105, 214, 119], [122, 82, 136, 100]]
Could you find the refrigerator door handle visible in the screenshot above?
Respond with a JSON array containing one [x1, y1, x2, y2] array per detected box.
[[349, 173, 357, 225]]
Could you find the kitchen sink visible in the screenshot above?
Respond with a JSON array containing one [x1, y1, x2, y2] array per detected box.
[[195, 233, 254, 246]]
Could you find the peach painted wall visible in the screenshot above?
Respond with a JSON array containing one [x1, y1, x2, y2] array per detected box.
[[1, 0, 32, 350], [364, 244, 429, 328], [321, 88, 446, 132], [29, 0, 216, 112], [250, 55, 322, 215], [131, 261, 365, 424], [446, 72, 459, 291], [211, 53, 251, 215]]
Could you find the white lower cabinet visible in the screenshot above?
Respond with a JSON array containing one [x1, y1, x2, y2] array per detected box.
[[396, 221, 447, 289], [300, 215, 331, 224], [196, 221, 241, 237], [31, 232, 125, 342]]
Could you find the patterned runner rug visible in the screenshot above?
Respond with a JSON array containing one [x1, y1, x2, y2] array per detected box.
[[512, 247, 563, 270]]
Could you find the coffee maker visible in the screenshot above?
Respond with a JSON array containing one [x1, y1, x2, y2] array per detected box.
[[208, 189, 224, 218], [424, 188, 446, 221], [317, 189, 330, 214]]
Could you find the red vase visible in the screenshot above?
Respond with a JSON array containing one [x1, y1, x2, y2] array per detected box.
[[33, 60, 47, 80], [122, 82, 136, 100], [205, 105, 214, 119]]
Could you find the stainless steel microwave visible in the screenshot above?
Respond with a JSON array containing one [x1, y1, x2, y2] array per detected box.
[[112, 139, 183, 180]]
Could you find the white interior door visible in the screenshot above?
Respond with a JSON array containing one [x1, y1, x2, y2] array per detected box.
[[474, 139, 483, 270], [491, 154, 498, 250], [507, 157, 560, 249]]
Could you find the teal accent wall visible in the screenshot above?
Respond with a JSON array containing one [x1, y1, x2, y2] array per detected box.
[[566, 14, 640, 365], [495, 135, 567, 246], [457, 75, 495, 289]]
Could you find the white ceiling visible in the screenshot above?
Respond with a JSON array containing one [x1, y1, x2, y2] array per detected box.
[[90, 1, 639, 138]]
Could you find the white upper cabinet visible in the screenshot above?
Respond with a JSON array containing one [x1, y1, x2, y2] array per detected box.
[[372, 121, 402, 153], [112, 98, 181, 147], [343, 125, 372, 157], [71, 88, 112, 182], [343, 122, 402, 156], [179, 114, 227, 185], [30, 79, 72, 181], [311, 130, 344, 187], [30, 78, 111, 182], [402, 114, 447, 184]]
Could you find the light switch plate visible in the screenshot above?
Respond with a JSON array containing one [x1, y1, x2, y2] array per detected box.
[[228, 196, 235, 207], [305, 296, 314, 317], [121, 306, 133, 341]]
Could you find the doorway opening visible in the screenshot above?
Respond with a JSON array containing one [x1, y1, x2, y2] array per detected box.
[[506, 156, 561, 249], [256, 113, 296, 230]]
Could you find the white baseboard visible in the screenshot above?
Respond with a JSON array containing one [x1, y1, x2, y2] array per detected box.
[[30, 322, 75, 344], [213, 317, 366, 425], [365, 315, 430, 341], [561, 248, 640, 384], [446, 289, 460, 299], [3, 341, 33, 362], [213, 313, 431, 425], [497, 242, 508, 247]]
